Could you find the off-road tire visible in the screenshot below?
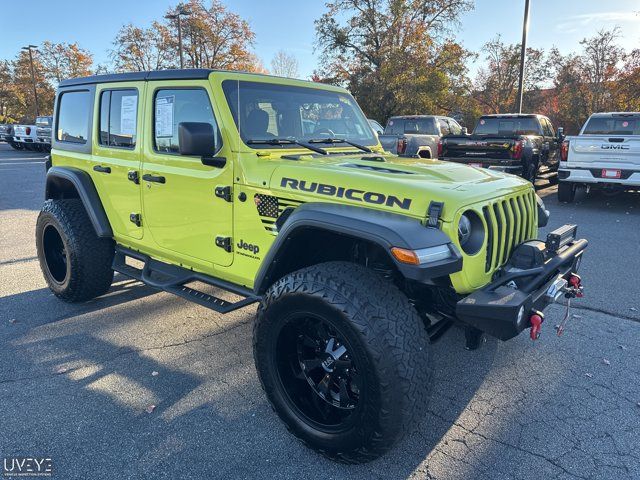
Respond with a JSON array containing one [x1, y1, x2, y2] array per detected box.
[[523, 158, 539, 183], [253, 261, 432, 463], [36, 199, 114, 302], [558, 182, 576, 203], [9, 141, 23, 150]]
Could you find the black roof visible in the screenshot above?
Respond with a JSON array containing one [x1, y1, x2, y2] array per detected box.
[[58, 69, 216, 87]]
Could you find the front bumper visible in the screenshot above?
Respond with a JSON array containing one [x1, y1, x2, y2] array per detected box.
[[456, 224, 587, 341]]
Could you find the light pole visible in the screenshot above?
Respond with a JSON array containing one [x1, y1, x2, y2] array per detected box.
[[515, 0, 530, 113], [22, 45, 40, 118], [165, 7, 191, 69]]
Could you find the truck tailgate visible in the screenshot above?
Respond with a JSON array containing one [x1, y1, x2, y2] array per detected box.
[[568, 136, 640, 168], [443, 136, 516, 160]]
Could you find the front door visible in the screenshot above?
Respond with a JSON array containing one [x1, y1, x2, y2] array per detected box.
[[141, 82, 234, 267]]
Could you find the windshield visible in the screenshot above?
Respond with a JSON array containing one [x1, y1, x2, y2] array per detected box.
[[222, 80, 377, 148], [582, 116, 640, 135], [474, 117, 541, 136]]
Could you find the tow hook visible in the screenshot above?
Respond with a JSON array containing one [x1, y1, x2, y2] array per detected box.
[[529, 312, 544, 340]]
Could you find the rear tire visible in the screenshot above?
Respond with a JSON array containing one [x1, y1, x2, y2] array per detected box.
[[253, 261, 432, 463], [36, 199, 114, 302], [9, 141, 23, 150], [558, 182, 576, 203]]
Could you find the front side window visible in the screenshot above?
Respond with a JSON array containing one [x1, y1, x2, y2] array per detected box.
[[153, 88, 221, 154], [99, 89, 138, 148], [448, 119, 462, 135], [438, 119, 451, 135], [56, 90, 91, 143], [222, 80, 377, 148], [541, 118, 554, 137]]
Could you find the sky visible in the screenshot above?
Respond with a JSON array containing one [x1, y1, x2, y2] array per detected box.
[[1, 0, 639, 79]]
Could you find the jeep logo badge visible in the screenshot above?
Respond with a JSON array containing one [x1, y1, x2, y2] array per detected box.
[[237, 239, 259, 255]]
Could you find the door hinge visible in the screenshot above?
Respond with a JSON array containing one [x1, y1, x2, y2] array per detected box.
[[128, 170, 140, 184], [129, 213, 142, 227], [215, 236, 232, 252], [215, 185, 232, 202]]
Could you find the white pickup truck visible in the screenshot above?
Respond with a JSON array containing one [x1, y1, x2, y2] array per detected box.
[[558, 112, 640, 202], [12, 124, 39, 151]]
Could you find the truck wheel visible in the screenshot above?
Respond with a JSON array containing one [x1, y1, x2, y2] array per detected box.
[[36, 199, 114, 302], [558, 182, 576, 203], [9, 141, 23, 150], [253, 261, 432, 463], [524, 159, 539, 183]]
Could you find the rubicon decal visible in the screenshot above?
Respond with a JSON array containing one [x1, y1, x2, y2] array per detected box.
[[280, 177, 412, 210]]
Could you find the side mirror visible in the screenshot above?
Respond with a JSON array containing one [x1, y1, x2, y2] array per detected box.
[[557, 127, 564, 141], [178, 122, 216, 156], [178, 122, 226, 167], [376, 129, 383, 136], [461, 127, 468, 135]]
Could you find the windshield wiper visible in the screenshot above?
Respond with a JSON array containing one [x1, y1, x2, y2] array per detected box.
[[246, 138, 327, 155], [308, 137, 372, 153]]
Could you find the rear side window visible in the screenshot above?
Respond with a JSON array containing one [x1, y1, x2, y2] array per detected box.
[[99, 89, 138, 148], [583, 117, 640, 135], [385, 118, 404, 135], [153, 88, 222, 154], [56, 91, 91, 143], [541, 118, 554, 137]]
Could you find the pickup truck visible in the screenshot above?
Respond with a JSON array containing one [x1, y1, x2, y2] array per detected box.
[[379, 115, 464, 158], [0, 124, 23, 150], [35, 116, 53, 152], [13, 124, 40, 151], [438, 114, 563, 183], [558, 112, 640, 202]]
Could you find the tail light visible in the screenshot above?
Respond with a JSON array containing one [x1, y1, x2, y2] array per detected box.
[[437, 140, 443, 158], [560, 140, 569, 162], [397, 138, 407, 155], [512, 139, 525, 159], [25, 127, 31, 135]]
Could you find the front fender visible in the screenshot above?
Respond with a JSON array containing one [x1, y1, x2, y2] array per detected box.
[[253, 203, 462, 294]]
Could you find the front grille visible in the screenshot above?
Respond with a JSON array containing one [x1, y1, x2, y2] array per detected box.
[[481, 191, 537, 272]]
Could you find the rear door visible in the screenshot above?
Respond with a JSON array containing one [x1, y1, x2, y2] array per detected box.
[[141, 81, 234, 267], [91, 83, 144, 239]]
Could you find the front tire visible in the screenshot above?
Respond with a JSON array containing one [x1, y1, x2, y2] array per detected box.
[[36, 199, 115, 302], [558, 182, 576, 203], [253, 262, 432, 463]]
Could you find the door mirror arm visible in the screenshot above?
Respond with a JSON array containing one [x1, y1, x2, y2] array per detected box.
[[201, 156, 227, 168]]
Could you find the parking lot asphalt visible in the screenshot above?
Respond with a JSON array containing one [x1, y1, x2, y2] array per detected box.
[[1, 142, 639, 480]]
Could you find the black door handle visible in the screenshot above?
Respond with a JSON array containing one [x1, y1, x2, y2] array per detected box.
[[93, 165, 111, 174], [142, 174, 166, 184]]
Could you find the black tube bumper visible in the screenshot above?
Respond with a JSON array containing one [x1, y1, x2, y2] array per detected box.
[[456, 226, 588, 341]]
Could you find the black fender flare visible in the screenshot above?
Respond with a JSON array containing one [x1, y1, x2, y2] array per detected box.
[[45, 166, 113, 238], [253, 203, 462, 294]]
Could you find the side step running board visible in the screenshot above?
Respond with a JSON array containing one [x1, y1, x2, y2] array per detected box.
[[113, 246, 259, 314]]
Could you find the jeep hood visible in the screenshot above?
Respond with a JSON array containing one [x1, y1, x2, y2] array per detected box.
[[268, 152, 532, 222]]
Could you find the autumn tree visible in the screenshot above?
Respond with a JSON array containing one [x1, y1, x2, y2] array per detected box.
[[473, 36, 549, 114], [315, 0, 474, 123], [110, 22, 176, 72], [40, 41, 93, 83], [165, 0, 261, 71], [11, 49, 55, 121], [271, 50, 299, 78], [612, 48, 640, 111]]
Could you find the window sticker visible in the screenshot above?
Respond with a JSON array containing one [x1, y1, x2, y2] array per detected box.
[[155, 96, 174, 137], [120, 95, 137, 136], [480, 119, 485, 125], [622, 121, 629, 128]]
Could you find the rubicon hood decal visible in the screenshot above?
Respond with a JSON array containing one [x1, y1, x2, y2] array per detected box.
[[280, 177, 412, 210]]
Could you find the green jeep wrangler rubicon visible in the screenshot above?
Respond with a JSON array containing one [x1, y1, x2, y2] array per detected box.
[[37, 69, 587, 463]]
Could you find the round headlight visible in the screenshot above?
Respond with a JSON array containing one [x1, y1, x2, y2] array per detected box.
[[457, 210, 485, 255]]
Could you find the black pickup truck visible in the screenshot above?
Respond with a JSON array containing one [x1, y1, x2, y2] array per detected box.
[[438, 114, 563, 182]]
